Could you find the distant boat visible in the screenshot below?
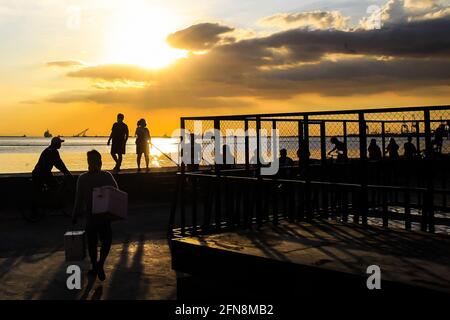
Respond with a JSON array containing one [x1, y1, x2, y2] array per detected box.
[[44, 129, 52, 138]]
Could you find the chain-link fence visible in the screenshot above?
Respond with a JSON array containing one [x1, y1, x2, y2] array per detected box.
[[181, 106, 450, 168], [170, 106, 450, 236]]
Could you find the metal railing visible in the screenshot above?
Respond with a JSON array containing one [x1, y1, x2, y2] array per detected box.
[[169, 105, 450, 237]]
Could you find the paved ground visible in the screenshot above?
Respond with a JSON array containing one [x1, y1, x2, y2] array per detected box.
[[0, 202, 177, 300]]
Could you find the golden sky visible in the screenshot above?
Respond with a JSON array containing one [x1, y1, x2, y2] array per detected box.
[[0, 0, 449, 136]]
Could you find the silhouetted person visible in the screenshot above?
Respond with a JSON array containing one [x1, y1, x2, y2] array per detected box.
[[403, 136, 417, 159], [107, 113, 129, 172], [297, 139, 310, 164], [32, 136, 72, 190], [433, 124, 446, 153], [72, 150, 118, 281], [135, 118, 151, 172], [279, 148, 294, 178], [385, 138, 399, 160], [328, 137, 347, 161], [368, 139, 382, 161]]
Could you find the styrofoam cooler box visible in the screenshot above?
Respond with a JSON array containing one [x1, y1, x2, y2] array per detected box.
[[64, 231, 86, 261], [92, 186, 128, 220]]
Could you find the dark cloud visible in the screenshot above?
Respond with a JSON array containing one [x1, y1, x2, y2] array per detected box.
[[258, 58, 450, 96], [47, 86, 256, 109], [166, 22, 235, 51], [46, 60, 85, 68], [52, 12, 450, 107], [240, 17, 450, 64]]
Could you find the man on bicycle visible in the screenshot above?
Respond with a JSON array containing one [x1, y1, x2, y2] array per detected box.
[[32, 136, 72, 190]]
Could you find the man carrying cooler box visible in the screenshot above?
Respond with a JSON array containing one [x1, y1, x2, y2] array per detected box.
[[72, 150, 121, 281]]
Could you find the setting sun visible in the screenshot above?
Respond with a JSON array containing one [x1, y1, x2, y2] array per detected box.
[[105, 3, 187, 69]]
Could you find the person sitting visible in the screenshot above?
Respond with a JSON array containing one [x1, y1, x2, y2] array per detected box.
[[72, 150, 118, 281], [403, 136, 417, 159], [368, 139, 382, 161], [278, 148, 294, 178]]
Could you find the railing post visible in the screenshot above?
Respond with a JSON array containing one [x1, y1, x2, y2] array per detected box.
[[255, 116, 262, 226], [214, 118, 222, 231], [180, 118, 186, 173], [423, 110, 434, 232], [298, 120, 303, 168], [320, 121, 329, 217], [320, 121, 327, 166], [415, 121, 421, 154], [343, 121, 348, 160], [180, 118, 186, 235], [244, 119, 250, 171], [192, 176, 197, 235], [256, 117, 261, 174], [381, 121, 386, 159], [303, 115, 312, 221], [190, 133, 195, 171], [358, 112, 368, 225]]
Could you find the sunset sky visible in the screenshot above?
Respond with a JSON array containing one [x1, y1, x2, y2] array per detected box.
[[0, 0, 449, 136]]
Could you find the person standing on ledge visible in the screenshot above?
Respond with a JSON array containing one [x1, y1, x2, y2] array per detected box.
[[72, 150, 118, 281], [107, 113, 129, 172], [135, 118, 151, 172]]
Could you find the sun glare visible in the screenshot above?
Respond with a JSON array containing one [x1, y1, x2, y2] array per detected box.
[[106, 3, 186, 69]]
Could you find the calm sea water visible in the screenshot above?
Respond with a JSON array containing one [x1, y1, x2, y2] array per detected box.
[[0, 137, 179, 174], [0, 136, 447, 174]]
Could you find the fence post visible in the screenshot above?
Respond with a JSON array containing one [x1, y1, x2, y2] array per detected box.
[[180, 118, 186, 235], [180, 118, 186, 173], [343, 121, 348, 160], [381, 121, 386, 159], [244, 119, 250, 171], [304, 115, 312, 221], [415, 121, 421, 154], [423, 110, 434, 233], [214, 118, 222, 231], [358, 112, 368, 225], [320, 121, 327, 166], [192, 176, 197, 235], [255, 116, 262, 226], [190, 133, 195, 171]]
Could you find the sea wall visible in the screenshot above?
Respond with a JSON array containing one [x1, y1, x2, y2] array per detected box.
[[0, 168, 179, 211]]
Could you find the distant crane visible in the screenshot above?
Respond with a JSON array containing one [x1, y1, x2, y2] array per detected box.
[[73, 128, 89, 137]]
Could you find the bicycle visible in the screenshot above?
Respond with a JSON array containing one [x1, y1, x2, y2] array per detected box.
[[19, 175, 74, 223]]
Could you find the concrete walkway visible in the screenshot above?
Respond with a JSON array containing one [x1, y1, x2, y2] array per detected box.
[[0, 202, 177, 300]]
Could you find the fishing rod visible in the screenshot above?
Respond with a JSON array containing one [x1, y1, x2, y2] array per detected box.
[[150, 143, 180, 167], [151, 140, 216, 169]]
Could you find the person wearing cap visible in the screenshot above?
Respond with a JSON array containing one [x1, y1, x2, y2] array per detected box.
[[32, 136, 72, 190]]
